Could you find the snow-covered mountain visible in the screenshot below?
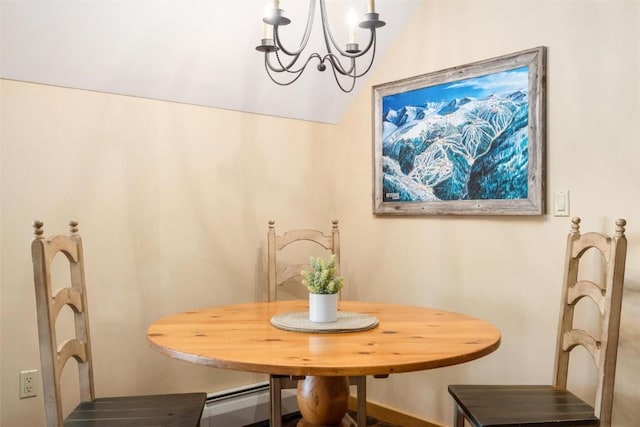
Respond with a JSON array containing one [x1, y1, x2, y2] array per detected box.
[[380, 91, 529, 202]]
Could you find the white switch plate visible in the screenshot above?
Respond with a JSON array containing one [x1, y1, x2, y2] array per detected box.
[[554, 190, 570, 217]]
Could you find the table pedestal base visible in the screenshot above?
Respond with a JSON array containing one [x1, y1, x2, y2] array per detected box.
[[297, 376, 350, 427], [296, 420, 351, 427]]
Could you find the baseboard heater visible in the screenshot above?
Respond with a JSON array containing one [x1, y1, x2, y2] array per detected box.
[[200, 381, 298, 426]]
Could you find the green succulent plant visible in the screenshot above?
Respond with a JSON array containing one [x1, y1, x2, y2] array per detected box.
[[300, 255, 344, 294]]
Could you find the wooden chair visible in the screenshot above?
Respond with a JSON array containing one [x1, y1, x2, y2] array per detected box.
[[31, 220, 206, 427], [267, 220, 368, 427], [448, 217, 628, 427]]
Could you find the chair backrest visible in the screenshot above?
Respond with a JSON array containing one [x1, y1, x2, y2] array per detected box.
[[31, 220, 95, 426], [552, 217, 627, 426], [267, 220, 340, 301]]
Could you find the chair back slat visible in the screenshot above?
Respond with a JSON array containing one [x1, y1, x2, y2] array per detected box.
[[276, 229, 333, 250], [571, 232, 612, 262], [276, 263, 309, 286], [31, 220, 95, 427], [552, 217, 627, 427], [567, 280, 604, 313], [56, 338, 89, 373], [562, 329, 600, 367], [52, 287, 84, 318], [267, 220, 340, 301]]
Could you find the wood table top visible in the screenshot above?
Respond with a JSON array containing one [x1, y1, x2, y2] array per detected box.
[[147, 300, 501, 377]]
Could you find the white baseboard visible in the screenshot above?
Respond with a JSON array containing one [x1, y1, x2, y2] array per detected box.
[[200, 382, 298, 427]]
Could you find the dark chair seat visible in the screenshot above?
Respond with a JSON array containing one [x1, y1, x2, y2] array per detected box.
[[64, 393, 207, 426], [448, 385, 598, 427]]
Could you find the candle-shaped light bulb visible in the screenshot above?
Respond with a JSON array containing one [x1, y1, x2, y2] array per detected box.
[[368, 0, 375, 14], [273, 0, 280, 9], [263, 23, 270, 39], [263, 2, 275, 24], [348, 8, 358, 44]]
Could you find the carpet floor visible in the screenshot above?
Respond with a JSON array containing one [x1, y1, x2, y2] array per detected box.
[[244, 410, 400, 427]]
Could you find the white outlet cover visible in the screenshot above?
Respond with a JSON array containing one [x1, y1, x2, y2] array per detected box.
[[19, 369, 39, 399]]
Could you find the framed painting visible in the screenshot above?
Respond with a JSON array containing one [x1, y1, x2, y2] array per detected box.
[[372, 46, 546, 216]]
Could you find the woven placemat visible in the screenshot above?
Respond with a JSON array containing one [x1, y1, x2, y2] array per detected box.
[[270, 311, 379, 334]]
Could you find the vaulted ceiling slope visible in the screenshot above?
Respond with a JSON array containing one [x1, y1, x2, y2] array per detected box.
[[0, 0, 421, 124]]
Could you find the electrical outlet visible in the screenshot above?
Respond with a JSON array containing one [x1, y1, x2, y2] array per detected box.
[[19, 369, 39, 399]]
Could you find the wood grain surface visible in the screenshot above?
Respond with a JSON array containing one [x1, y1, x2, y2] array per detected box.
[[147, 300, 500, 377]]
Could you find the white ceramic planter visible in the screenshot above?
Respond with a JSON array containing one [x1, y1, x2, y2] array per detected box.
[[308, 293, 338, 323]]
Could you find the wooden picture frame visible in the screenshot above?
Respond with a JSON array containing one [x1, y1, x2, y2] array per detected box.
[[372, 47, 546, 216]]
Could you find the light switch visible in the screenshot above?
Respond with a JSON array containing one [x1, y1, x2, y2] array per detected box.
[[554, 190, 570, 217]]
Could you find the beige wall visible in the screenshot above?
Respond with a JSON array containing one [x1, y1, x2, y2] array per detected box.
[[333, 0, 639, 425], [1, 1, 639, 426], [0, 80, 335, 426]]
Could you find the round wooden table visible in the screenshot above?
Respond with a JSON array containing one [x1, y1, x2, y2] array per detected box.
[[147, 300, 501, 426]]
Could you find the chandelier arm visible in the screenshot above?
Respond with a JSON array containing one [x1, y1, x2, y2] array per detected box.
[[349, 32, 378, 78], [266, 52, 322, 75], [272, 0, 316, 57], [318, 0, 342, 57], [319, 0, 376, 59], [272, 41, 304, 72], [264, 55, 309, 86], [326, 31, 378, 78], [265, 66, 307, 86], [351, 28, 376, 58], [328, 58, 357, 93], [325, 53, 355, 76], [316, 2, 353, 76]]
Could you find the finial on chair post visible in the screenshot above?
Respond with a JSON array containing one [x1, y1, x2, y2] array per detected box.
[[614, 218, 626, 237], [332, 219, 339, 231], [570, 217, 581, 234], [69, 220, 79, 235], [33, 220, 44, 239], [268, 220, 275, 230]]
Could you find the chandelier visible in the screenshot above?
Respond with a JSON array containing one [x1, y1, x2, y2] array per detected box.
[[255, 0, 385, 93]]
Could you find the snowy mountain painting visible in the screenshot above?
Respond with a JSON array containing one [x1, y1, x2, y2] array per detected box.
[[380, 66, 530, 204]]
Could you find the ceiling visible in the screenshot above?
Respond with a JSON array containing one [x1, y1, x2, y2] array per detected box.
[[1, 0, 421, 124]]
